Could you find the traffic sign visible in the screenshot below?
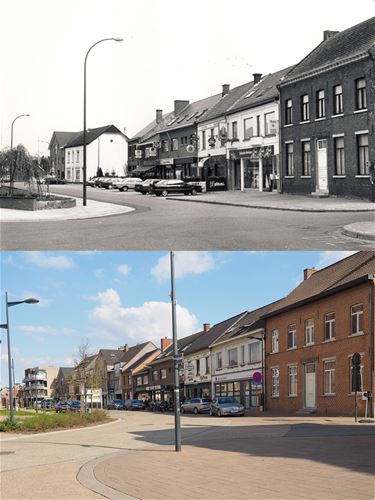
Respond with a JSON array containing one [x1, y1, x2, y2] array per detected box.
[[174, 353, 184, 364], [253, 371, 262, 384]]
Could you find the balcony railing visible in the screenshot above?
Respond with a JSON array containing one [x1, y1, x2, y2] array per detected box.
[[23, 374, 46, 383]]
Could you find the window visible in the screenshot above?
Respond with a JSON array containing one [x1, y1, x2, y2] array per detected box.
[[196, 359, 200, 375], [351, 304, 363, 335], [316, 90, 325, 118], [76, 150, 79, 163], [271, 330, 279, 353], [201, 130, 206, 150], [286, 143, 294, 176], [249, 342, 261, 363], [334, 137, 345, 175], [67, 151, 70, 164], [161, 140, 169, 152], [333, 85, 343, 114], [355, 78, 367, 110], [144, 375, 148, 385], [305, 319, 315, 345], [256, 115, 261, 136], [288, 324, 297, 349], [228, 348, 238, 367], [271, 368, 279, 397], [232, 121, 238, 140], [171, 138, 178, 151], [161, 368, 167, 379], [357, 134, 369, 175], [324, 360, 336, 394], [244, 118, 254, 139], [205, 356, 210, 374], [301, 94, 310, 121], [137, 376, 142, 386], [288, 365, 297, 396], [324, 313, 336, 340], [240, 345, 245, 364], [216, 352, 222, 370], [285, 99, 292, 124], [302, 141, 311, 176], [71, 151, 75, 163], [75, 168, 80, 181], [349, 355, 363, 392], [264, 112, 276, 135], [152, 370, 158, 381]]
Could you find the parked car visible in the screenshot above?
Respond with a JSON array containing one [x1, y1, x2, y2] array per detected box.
[[55, 401, 70, 413], [153, 180, 202, 197], [124, 399, 145, 410], [180, 398, 211, 414], [94, 177, 110, 188], [209, 397, 245, 417], [112, 177, 143, 191], [68, 400, 81, 412], [100, 177, 122, 189], [41, 176, 66, 185], [107, 399, 126, 410], [134, 178, 160, 195], [87, 177, 98, 187]]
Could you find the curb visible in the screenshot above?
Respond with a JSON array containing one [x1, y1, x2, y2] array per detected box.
[[342, 225, 375, 242], [166, 197, 375, 213]]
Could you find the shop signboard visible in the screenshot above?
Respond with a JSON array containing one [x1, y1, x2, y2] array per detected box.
[[159, 158, 174, 165]]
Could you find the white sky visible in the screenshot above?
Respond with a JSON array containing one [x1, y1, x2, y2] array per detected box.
[[1, 0, 374, 155]]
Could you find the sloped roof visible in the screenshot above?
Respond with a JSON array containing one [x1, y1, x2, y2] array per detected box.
[[281, 17, 375, 84], [184, 311, 248, 355], [126, 349, 160, 372], [98, 348, 127, 365], [50, 131, 80, 148], [65, 125, 125, 148], [198, 81, 255, 123], [228, 66, 294, 113], [152, 331, 204, 363], [131, 111, 175, 143], [263, 251, 375, 318], [60, 367, 74, 377], [119, 342, 156, 365]]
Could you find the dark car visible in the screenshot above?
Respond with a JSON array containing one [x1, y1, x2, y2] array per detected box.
[[107, 399, 126, 410], [209, 397, 245, 417], [87, 177, 99, 187], [124, 399, 145, 410], [134, 179, 160, 195], [68, 400, 81, 412], [154, 180, 202, 197], [55, 401, 70, 413], [100, 177, 122, 189]]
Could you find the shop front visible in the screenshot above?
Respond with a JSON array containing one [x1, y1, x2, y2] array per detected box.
[[184, 379, 211, 399], [229, 146, 276, 192], [212, 369, 262, 409], [157, 158, 175, 179], [200, 154, 227, 191]]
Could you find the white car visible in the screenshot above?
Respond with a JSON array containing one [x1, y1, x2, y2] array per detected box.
[[112, 177, 143, 191]]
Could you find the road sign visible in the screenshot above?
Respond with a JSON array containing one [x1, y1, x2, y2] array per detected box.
[[253, 371, 262, 384], [174, 353, 183, 364]]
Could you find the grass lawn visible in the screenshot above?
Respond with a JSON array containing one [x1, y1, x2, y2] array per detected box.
[[0, 409, 35, 416], [0, 410, 110, 432]]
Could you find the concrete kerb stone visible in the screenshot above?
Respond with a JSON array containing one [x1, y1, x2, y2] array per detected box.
[[342, 221, 375, 241]]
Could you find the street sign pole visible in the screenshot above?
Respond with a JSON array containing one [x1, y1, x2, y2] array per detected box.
[[170, 251, 181, 452]]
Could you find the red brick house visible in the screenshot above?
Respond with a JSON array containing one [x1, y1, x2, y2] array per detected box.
[[263, 251, 375, 417]]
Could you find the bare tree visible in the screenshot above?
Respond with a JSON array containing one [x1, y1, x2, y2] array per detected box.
[[73, 339, 103, 413]]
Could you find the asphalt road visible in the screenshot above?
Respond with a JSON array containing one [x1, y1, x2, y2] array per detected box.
[[2, 185, 374, 250]]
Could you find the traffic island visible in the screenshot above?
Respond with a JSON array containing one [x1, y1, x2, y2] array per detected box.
[[0, 186, 76, 211]]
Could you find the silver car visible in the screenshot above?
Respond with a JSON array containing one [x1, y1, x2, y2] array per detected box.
[[180, 397, 211, 414], [112, 177, 143, 191], [209, 397, 245, 417]]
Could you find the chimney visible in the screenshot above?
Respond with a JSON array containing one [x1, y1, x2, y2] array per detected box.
[[161, 337, 173, 352], [253, 73, 262, 84], [323, 30, 339, 41], [174, 100, 189, 115], [303, 268, 317, 281], [156, 109, 163, 124], [118, 344, 128, 352], [222, 84, 230, 97], [203, 323, 212, 333]]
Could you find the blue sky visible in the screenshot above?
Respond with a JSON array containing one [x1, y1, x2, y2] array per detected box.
[[1, 251, 355, 385]]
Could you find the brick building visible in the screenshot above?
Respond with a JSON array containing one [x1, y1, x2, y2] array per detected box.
[[263, 251, 375, 417], [278, 17, 375, 200]]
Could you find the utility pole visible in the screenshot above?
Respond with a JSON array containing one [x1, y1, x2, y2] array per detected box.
[[170, 251, 181, 451]]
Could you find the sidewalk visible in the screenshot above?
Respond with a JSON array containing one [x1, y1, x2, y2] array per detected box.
[[0, 197, 134, 221], [169, 190, 375, 212]]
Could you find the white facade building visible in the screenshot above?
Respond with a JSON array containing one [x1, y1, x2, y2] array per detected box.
[[65, 125, 128, 182]]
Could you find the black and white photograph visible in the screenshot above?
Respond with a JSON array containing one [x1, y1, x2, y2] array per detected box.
[[1, 0, 374, 499]]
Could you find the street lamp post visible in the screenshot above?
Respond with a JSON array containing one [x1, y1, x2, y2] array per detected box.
[[170, 251, 181, 452], [248, 334, 266, 411], [9, 114, 30, 194], [10, 114, 30, 150], [83, 37, 123, 206], [0, 293, 39, 423]]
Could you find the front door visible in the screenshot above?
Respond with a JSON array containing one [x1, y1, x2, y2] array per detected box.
[[304, 362, 316, 408], [316, 139, 328, 192]]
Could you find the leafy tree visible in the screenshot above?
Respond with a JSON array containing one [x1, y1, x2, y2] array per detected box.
[[96, 167, 103, 177], [0, 145, 44, 196]]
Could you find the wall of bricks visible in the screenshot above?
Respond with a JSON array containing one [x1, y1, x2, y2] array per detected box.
[[280, 57, 374, 200], [265, 281, 374, 416]]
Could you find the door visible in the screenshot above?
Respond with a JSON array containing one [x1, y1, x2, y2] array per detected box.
[[304, 362, 316, 408], [316, 139, 328, 191]]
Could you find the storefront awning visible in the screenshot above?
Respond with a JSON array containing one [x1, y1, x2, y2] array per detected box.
[[131, 165, 156, 175], [198, 157, 210, 167]]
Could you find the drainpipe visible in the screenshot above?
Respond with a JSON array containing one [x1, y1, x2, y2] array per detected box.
[[369, 274, 374, 418]]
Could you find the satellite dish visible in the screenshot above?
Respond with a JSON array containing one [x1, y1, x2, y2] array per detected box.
[[186, 144, 195, 153]]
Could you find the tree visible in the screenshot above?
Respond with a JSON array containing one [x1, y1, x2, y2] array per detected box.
[[0, 145, 45, 196], [73, 339, 103, 413], [96, 167, 103, 177]]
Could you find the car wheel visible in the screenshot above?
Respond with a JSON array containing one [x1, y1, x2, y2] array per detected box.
[[180, 407, 185, 414], [191, 188, 197, 195], [194, 407, 198, 415], [161, 190, 168, 197], [123, 186, 129, 192], [141, 192, 146, 195], [108, 185, 113, 190]]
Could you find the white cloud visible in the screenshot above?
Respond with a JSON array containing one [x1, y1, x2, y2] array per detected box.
[[117, 264, 131, 276], [17, 325, 78, 341], [151, 251, 216, 283], [23, 252, 75, 270], [88, 288, 199, 344], [316, 251, 357, 269], [95, 268, 105, 278]]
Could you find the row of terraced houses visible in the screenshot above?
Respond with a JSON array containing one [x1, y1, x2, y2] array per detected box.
[[20, 252, 375, 417]]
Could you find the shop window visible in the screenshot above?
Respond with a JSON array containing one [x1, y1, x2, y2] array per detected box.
[[305, 319, 315, 345], [288, 324, 297, 349], [333, 85, 343, 115], [271, 367, 279, 397], [288, 365, 297, 396], [334, 137, 345, 175], [355, 78, 367, 110], [324, 313, 335, 340], [357, 134, 369, 175], [351, 304, 363, 334], [324, 360, 336, 395]]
